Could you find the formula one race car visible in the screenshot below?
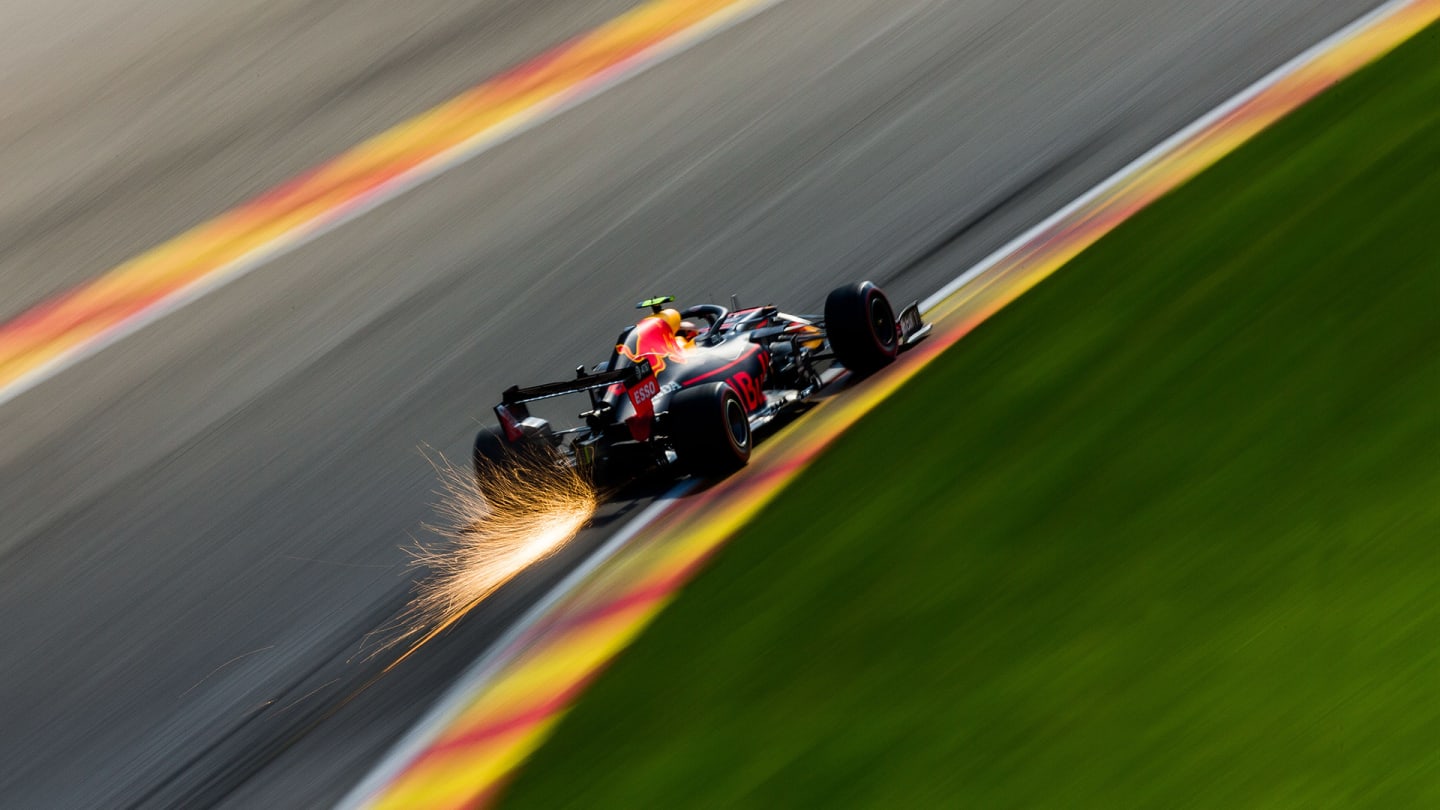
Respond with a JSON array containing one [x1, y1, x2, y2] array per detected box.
[[474, 280, 930, 486]]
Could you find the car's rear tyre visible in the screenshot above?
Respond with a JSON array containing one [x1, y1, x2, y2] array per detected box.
[[669, 382, 752, 477], [825, 280, 899, 375], [473, 427, 518, 481]]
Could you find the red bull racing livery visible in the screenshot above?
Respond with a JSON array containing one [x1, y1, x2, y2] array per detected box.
[[475, 280, 929, 486]]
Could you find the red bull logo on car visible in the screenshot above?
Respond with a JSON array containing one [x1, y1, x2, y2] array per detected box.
[[616, 315, 690, 373]]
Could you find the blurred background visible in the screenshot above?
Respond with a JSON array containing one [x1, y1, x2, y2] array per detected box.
[[0, 0, 1393, 806]]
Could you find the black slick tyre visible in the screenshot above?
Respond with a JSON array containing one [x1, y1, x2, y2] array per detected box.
[[668, 382, 752, 477], [824, 280, 899, 375], [473, 427, 517, 481]]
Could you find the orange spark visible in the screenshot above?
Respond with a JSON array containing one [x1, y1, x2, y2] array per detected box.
[[383, 443, 596, 665]]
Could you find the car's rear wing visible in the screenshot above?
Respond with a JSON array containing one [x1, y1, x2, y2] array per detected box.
[[495, 360, 656, 442], [501, 359, 652, 405]]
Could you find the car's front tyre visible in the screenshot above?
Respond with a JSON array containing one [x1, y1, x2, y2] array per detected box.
[[825, 280, 899, 375]]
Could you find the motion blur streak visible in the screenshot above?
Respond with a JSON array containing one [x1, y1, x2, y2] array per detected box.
[[0, 0, 780, 408], [384, 450, 597, 669]]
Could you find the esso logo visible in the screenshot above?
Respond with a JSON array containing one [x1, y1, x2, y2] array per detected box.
[[630, 377, 660, 405]]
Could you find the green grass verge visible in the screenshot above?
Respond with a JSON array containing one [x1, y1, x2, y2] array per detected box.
[[503, 23, 1440, 809]]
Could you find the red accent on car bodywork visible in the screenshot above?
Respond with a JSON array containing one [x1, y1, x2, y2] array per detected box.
[[685, 345, 769, 412], [728, 370, 766, 411], [494, 403, 525, 442], [685, 343, 761, 387], [625, 372, 660, 441], [615, 315, 690, 373]]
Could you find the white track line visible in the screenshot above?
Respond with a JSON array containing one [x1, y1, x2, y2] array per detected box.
[[351, 0, 1414, 806], [336, 480, 697, 809], [0, 0, 792, 411], [920, 0, 1407, 314]]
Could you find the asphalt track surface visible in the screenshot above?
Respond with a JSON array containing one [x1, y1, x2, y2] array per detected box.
[[0, 0, 1381, 806]]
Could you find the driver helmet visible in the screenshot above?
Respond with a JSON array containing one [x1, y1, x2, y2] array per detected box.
[[657, 307, 700, 349]]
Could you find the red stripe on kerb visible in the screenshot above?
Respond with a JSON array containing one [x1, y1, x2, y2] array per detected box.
[[411, 670, 603, 770], [550, 551, 716, 634]]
